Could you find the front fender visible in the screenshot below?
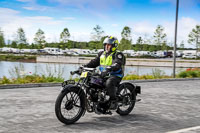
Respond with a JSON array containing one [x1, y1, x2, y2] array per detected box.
[[61, 84, 86, 97], [61, 84, 78, 93]]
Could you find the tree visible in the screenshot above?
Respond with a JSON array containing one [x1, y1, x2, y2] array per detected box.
[[161, 41, 168, 51], [121, 26, 132, 40], [16, 27, 27, 45], [119, 38, 132, 51], [91, 25, 104, 41], [143, 34, 152, 45], [188, 25, 200, 55], [142, 44, 149, 51], [180, 41, 185, 50], [133, 44, 142, 51], [153, 25, 167, 46], [136, 37, 143, 44], [0, 28, 5, 47], [11, 41, 17, 48], [119, 26, 132, 51], [34, 29, 46, 48], [149, 45, 157, 52], [60, 28, 70, 43]]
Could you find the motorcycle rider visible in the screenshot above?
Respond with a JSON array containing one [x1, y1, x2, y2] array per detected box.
[[83, 36, 126, 110]]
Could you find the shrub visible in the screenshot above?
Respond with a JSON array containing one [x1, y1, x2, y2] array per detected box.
[[123, 74, 139, 80], [0, 76, 11, 84], [151, 68, 166, 79], [177, 71, 188, 78], [0, 55, 36, 61], [177, 67, 200, 78], [139, 75, 154, 80]]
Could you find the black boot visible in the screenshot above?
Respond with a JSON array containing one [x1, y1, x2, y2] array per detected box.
[[109, 99, 118, 110]]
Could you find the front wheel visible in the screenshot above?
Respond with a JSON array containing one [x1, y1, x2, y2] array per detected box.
[[116, 84, 136, 115], [55, 87, 85, 124]]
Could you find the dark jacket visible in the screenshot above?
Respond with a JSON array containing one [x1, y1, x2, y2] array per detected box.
[[84, 50, 125, 74]]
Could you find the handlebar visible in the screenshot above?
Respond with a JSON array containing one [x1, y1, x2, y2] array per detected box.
[[70, 70, 80, 75], [70, 67, 96, 75]]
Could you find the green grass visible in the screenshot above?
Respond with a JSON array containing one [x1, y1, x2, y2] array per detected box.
[[0, 54, 36, 61], [0, 75, 64, 85], [1, 66, 200, 85]]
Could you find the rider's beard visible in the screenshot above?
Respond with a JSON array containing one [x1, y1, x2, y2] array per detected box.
[[106, 49, 109, 53]]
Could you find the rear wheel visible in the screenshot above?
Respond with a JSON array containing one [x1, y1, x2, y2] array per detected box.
[[55, 87, 85, 124], [116, 84, 136, 115]]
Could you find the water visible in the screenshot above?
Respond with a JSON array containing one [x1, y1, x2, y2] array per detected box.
[[0, 61, 186, 80]]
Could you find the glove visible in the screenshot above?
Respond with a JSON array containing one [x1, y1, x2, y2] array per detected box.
[[77, 66, 83, 74], [101, 70, 109, 78], [106, 66, 112, 72]]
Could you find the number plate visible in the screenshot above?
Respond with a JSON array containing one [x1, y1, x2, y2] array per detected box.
[[80, 72, 88, 78], [62, 80, 75, 87]]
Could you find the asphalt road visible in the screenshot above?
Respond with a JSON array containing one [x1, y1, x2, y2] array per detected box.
[[0, 80, 200, 133]]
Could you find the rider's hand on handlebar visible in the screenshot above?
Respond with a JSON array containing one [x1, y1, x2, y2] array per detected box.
[[101, 70, 109, 78], [106, 66, 112, 72], [77, 66, 83, 74], [70, 66, 83, 75]]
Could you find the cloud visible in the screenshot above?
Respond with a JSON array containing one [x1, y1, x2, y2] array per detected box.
[[0, 8, 68, 43], [152, 0, 176, 4], [0, 7, 199, 47], [71, 32, 91, 42], [163, 17, 199, 47], [17, 0, 50, 11], [132, 21, 155, 35], [152, 0, 200, 8], [62, 17, 75, 20], [0, 8, 19, 15], [16, 0, 35, 2], [0, 8, 20, 26], [23, 6, 47, 11], [47, 0, 124, 20], [49, 0, 124, 10], [0, 8, 90, 43], [111, 24, 119, 27], [129, 17, 199, 48]]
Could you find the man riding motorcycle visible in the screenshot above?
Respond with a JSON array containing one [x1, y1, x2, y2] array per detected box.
[[83, 36, 126, 110]]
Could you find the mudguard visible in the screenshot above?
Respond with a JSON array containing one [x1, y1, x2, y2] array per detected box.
[[61, 84, 86, 98], [61, 84, 78, 93], [61, 84, 86, 116], [119, 82, 141, 95]]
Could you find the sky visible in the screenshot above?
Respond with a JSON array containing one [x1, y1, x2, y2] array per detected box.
[[0, 0, 200, 48]]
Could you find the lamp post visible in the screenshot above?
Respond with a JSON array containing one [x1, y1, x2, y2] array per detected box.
[[173, 0, 179, 78]]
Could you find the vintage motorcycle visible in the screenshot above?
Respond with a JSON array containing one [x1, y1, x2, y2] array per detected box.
[[55, 67, 141, 125]]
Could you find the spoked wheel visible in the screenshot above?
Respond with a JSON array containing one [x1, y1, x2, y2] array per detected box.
[[55, 87, 85, 124], [116, 84, 136, 115]]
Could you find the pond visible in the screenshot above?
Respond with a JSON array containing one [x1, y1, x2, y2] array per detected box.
[[0, 61, 186, 80]]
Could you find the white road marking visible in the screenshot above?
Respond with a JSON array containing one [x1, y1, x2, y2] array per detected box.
[[166, 126, 200, 133]]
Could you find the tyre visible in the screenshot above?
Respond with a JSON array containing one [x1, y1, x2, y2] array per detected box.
[[55, 87, 85, 124], [116, 84, 136, 116]]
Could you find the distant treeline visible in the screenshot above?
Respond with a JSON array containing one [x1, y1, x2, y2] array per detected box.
[[0, 24, 200, 51]]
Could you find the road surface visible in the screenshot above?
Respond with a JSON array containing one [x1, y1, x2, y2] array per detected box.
[[0, 80, 200, 133]]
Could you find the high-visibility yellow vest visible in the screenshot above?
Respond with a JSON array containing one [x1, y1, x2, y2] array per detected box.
[[99, 51, 123, 78], [100, 51, 114, 67]]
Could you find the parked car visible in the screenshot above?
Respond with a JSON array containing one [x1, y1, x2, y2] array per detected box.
[[1, 47, 12, 52], [164, 51, 173, 58], [182, 54, 197, 59]]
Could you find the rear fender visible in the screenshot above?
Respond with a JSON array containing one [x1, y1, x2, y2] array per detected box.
[[119, 82, 141, 95]]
